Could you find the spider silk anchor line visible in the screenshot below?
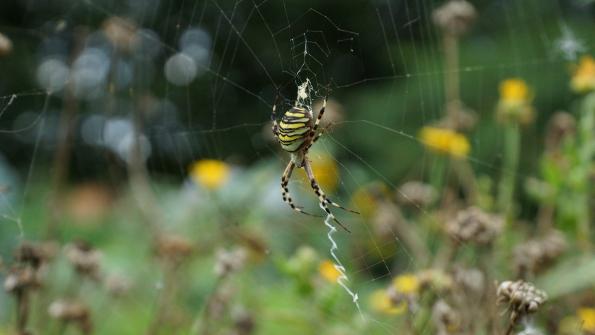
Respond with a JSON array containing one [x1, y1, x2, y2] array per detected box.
[[323, 212, 364, 320]]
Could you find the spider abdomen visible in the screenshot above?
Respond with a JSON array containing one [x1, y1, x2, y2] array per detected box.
[[277, 107, 312, 152]]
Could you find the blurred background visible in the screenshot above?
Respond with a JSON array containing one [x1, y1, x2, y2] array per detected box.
[[0, 0, 594, 334]]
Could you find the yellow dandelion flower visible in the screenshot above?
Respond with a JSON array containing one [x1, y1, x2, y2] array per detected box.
[[496, 78, 534, 124], [300, 154, 339, 192], [393, 273, 420, 295], [319, 260, 341, 283], [578, 308, 595, 333], [500, 78, 531, 104], [369, 289, 406, 315], [189, 159, 230, 190], [571, 56, 595, 93], [419, 127, 470, 158]]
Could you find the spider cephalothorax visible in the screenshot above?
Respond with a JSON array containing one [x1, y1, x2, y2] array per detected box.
[[271, 80, 357, 232]]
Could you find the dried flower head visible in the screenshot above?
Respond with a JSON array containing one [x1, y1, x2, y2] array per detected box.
[[446, 207, 503, 245], [514, 231, 567, 277], [545, 112, 576, 151], [452, 266, 485, 297], [214, 247, 247, 279], [4, 265, 42, 293], [397, 181, 437, 208], [432, 0, 477, 36], [419, 126, 471, 159], [497, 280, 547, 325], [65, 241, 102, 281], [154, 234, 194, 264], [417, 269, 454, 292], [15, 241, 57, 270], [370, 201, 403, 238], [432, 300, 460, 335], [231, 306, 255, 335], [439, 100, 478, 131], [48, 299, 92, 334], [104, 273, 132, 297]]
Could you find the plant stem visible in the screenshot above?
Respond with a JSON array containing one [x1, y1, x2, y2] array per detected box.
[[453, 159, 478, 205], [16, 291, 30, 334], [577, 93, 595, 252], [430, 156, 447, 200], [443, 33, 460, 115], [497, 123, 520, 221], [45, 29, 86, 239]]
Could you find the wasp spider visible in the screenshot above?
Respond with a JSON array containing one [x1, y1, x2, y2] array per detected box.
[[271, 80, 357, 232]]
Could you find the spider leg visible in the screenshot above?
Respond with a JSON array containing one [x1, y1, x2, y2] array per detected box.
[[303, 122, 333, 152], [281, 161, 320, 218], [311, 96, 327, 134], [271, 94, 281, 136], [303, 159, 351, 233]]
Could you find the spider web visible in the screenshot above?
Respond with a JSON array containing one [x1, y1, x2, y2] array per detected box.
[[0, 0, 590, 333]]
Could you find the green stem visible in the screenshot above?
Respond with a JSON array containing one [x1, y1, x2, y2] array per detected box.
[[498, 123, 520, 221], [577, 93, 595, 252], [430, 155, 447, 199]]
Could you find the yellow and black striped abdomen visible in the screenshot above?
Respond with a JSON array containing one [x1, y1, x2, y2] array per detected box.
[[277, 107, 312, 152]]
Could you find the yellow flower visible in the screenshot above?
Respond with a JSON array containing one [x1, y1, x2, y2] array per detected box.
[[571, 56, 595, 93], [578, 308, 595, 333], [300, 154, 339, 192], [500, 78, 531, 104], [419, 127, 470, 158], [393, 273, 420, 295], [319, 260, 341, 283], [189, 159, 230, 190], [496, 78, 534, 124], [369, 289, 406, 315]]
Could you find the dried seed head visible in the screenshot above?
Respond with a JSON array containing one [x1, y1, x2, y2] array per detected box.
[[438, 100, 478, 131], [4, 265, 42, 293], [372, 201, 404, 238], [231, 306, 255, 335], [48, 299, 92, 334], [154, 234, 194, 264], [104, 273, 132, 297], [417, 269, 454, 292], [65, 241, 102, 281], [397, 181, 437, 208], [452, 266, 485, 296], [214, 247, 247, 279], [15, 241, 57, 269], [497, 280, 547, 324], [446, 207, 503, 245], [432, 0, 477, 36], [514, 231, 567, 277], [432, 300, 460, 335], [545, 112, 576, 151]]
